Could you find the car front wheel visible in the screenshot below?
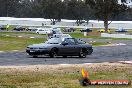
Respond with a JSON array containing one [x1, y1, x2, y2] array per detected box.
[[87, 49, 93, 55], [49, 48, 58, 58], [79, 49, 86, 58]]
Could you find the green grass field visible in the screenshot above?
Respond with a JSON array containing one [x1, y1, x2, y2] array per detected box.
[[0, 32, 40, 35], [0, 32, 132, 51], [0, 64, 131, 88], [0, 32, 46, 51], [0, 36, 45, 51], [0, 32, 132, 88]]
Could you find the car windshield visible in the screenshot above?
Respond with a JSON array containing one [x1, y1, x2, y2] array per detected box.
[[45, 38, 62, 44], [76, 39, 86, 44]]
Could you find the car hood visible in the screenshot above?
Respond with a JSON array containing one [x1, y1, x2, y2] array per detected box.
[[28, 43, 57, 48]]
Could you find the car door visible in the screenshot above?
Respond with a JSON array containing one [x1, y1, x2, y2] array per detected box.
[[59, 38, 77, 55]]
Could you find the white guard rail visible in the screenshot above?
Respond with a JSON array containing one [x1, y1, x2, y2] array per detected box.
[[101, 33, 132, 38]]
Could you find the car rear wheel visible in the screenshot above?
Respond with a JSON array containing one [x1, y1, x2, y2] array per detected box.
[[63, 55, 67, 58], [50, 48, 58, 58], [79, 49, 86, 58], [33, 56, 38, 58]]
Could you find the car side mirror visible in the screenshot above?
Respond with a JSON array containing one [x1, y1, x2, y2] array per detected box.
[[61, 42, 68, 46]]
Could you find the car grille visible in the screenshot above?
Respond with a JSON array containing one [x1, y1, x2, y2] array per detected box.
[[30, 48, 38, 49]]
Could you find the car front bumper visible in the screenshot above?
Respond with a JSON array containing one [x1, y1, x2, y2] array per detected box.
[[26, 49, 50, 56]]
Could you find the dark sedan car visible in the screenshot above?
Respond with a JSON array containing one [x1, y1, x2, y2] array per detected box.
[[13, 26, 26, 31], [80, 28, 92, 32], [26, 38, 93, 58], [0, 25, 6, 30], [63, 28, 76, 32], [115, 28, 127, 32]]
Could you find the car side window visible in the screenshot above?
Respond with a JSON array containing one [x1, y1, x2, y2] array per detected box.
[[63, 38, 76, 45], [76, 39, 85, 44], [39, 29, 43, 31]]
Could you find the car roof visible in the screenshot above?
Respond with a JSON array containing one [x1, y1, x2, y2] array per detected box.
[[46, 37, 63, 43], [53, 34, 71, 38]]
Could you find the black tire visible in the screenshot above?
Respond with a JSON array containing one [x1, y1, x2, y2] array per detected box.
[[80, 78, 91, 86], [87, 49, 93, 55], [63, 55, 67, 58], [33, 56, 38, 58], [79, 49, 86, 58], [49, 48, 58, 58]]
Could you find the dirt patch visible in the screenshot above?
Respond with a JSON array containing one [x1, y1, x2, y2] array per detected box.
[[0, 63, 131, 88], [87, 32, 101, 36], [0, 63, 131, 73]]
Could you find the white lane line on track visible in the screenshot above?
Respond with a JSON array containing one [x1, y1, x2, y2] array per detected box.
[[0, 51, 4, 53], [12, 50, 19, 52], [118, 61, 132, 64], [30, 37, 35, 38], [101, 43, 126, 46], [59, 63, 93, 66]]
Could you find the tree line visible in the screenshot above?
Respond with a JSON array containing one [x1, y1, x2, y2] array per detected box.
[[0, 0, 131, 30]]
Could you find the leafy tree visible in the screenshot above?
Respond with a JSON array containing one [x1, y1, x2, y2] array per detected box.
[[65, 0, 90, 26], [0, 0, 131, 22], [85, 0, 128, 31], [0, 0, 20, 17], [17, 0, 43, 17], [83, 4, 95, 24], [41, 0, 65, 25], [30, 0, 44, 17], [16, 0, 31, 17], [0, 0, 6, 16]]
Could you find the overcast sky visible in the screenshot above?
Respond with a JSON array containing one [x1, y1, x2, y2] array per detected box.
[[118, 0, 132, 6]]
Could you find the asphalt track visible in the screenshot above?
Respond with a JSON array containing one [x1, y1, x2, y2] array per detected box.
[[0, 44, 132, 66]]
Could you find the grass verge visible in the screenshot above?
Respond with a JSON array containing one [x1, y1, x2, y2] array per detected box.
[[89, 42, 109, 46], [0, 63, 131, 88], [0, 32, 41, 35], [0, 32, 131, 51], [0, 33, 46, 51], [0, 36, 45, 51]]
